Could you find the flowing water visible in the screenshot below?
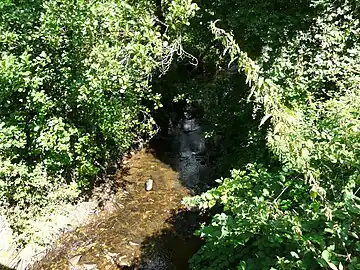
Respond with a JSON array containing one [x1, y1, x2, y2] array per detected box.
[[33, 106, 212, 270]]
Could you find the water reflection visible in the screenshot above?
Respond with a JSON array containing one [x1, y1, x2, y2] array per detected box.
[[150, 103, 213, 192]]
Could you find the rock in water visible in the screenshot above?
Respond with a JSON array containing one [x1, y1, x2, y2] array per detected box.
[[145, 178, 153, 191]]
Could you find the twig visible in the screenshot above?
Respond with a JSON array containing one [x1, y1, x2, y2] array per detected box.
[[155, 18, 169, 36], [159, 36, 198, 74], [274, 186, 288, 203]]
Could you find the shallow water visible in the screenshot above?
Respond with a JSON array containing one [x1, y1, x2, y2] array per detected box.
[[33, 104, 212, 270], [33, 149, 204, 270]]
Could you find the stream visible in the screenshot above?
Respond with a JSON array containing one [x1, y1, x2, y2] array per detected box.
[[33, 104, 212, 270]]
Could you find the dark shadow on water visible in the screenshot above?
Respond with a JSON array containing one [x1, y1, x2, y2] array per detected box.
[[135, 208, 208, 270], [148, 70, 272, 188], [146, 0, 323, 184]]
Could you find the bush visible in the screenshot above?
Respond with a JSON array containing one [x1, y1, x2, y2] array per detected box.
[[0, 0, 198, 243], [186, 0, 360, 269]]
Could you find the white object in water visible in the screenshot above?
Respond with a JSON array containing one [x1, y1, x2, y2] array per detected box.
[[145, 178, 153, 191]]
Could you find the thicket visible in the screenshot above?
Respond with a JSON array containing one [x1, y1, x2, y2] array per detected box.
[[185, 0, 360, 269], [2, 0, 360, 268], [0, 0, 198, 244]]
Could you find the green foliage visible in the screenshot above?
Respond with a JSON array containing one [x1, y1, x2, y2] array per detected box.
[[0, 0, 197, 243], [186, 165, 360, 269], [164, 0, 199, 31], [2, 2, 360, 269], [185, 0, 360, 269]]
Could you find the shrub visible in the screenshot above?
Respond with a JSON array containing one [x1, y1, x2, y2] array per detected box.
[[0, 0, 198, 243], [186, 1, 360, 269]]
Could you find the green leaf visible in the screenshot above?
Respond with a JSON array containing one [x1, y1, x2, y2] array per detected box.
[[290, 251, 299, 259], [321, 250, 330, 262], [259, 114, 272, 127], [237, 261, 246, 270], [328, 262, 338, 270]]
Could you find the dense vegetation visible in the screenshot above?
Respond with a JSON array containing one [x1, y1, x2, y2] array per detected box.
[[0, 0, 197, 243], [1, 0, 360, 269], [185, 0, 360, 269]]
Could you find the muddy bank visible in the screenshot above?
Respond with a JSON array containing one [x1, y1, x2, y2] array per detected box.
[[32, 150, 205, 270]]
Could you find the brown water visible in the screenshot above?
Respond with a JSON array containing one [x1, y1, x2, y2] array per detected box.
[[33, 149, 204, 270]]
